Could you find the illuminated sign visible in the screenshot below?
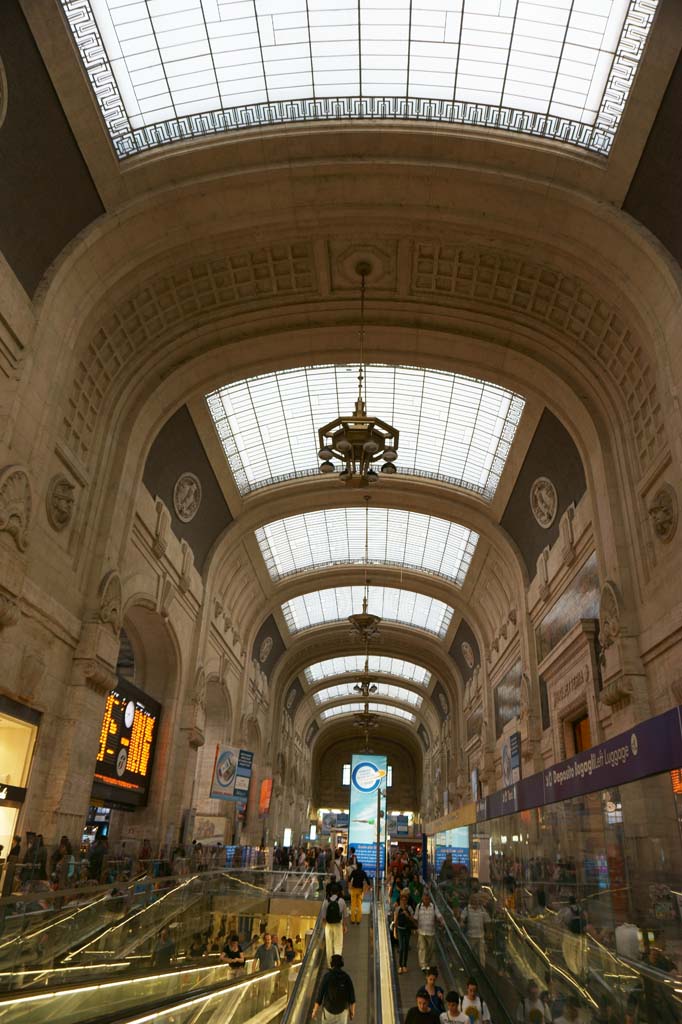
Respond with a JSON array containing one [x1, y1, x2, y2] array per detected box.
[[258, 778, 273, 817], [92, 677, 160, 808]]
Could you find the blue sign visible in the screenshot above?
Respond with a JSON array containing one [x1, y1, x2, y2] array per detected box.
[[348, 753, 387, 874], [435, 826, 470, 870]]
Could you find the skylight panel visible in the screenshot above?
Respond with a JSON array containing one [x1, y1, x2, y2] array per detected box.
[[282, 585, 453, 637], [61, 1, 657, 158], [313, 683, 422, 708], [320, 702, 416, 723], [303, 656, 431, 686], [256, 508, 479, 586], [207, 364, 524, 500]]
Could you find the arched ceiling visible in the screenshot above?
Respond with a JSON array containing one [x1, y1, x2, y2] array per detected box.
[[60, 0, 657, 159]]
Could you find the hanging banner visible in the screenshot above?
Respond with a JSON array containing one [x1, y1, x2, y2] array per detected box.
[[348, 754, 387, 873], [209, 745, 254, 802], [258, 778, 273, 817]]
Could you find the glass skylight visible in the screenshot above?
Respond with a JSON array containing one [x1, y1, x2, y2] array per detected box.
[[304, 656, 430, 687], [313, 683, 423, 707], [62, 1, 658, 159], [320, 702, 416, 724], [207, 365, 524, 500], [282, 585, 453, 637], [256, 508, 478, 586]]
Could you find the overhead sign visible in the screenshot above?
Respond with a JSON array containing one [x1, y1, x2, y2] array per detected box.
[[348, 753, 387, 873], [210, 746, 254, 802], [92, 677, 160, 808]]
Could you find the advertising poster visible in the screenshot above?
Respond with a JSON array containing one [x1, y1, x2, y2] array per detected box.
[[209, 745, 254, 802], [435, 825, 471, 871], [348, 753, 387, 873], [258, 778, 273, 817]]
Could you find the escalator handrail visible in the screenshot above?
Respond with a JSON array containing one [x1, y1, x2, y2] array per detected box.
[[280, 905, 326, 1024], [432, 883, 515, 1024], [372, 879, 400, 1024]]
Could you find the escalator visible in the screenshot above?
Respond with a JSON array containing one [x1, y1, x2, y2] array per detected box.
[[432, 883, 682, 1023]]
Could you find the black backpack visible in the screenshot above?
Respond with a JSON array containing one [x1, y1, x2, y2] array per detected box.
[[325, 970, 350, 1013], [326, 896, 342, 924]]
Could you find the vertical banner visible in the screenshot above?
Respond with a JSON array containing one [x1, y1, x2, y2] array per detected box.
[[209, 745, 254, 802], [348, 753, 387, 874]]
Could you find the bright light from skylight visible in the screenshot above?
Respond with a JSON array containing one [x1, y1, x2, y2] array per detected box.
[[304, 656, 430, 687], [207, 364, 524, 500], [62, 1, 658, 158], [320, 702, 416, 724], [313, 683, 423, 707], [282, 585, 453, 637], [256, 508, 479, 586]]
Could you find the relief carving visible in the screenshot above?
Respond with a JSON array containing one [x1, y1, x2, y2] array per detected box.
[[152, 498, 171, 557], [0, 590, 20, 631], [98, 570, 122, 636], [530, 476, 558, 529], [461, 640, 475, 669], [46, 474, 76, 532], [258, 635, 273, 664], [0, 465, 32, 551], [173, 472, 202, 523], [648, 484, 677, 544]]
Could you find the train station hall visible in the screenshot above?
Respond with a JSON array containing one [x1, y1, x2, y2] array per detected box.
[[0, 0, 681, 1021]]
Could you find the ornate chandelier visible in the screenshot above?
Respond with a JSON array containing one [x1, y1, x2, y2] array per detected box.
[[353, 654, 379, 697], [317, 263, 399, 486], [353, 700, 381, 752]]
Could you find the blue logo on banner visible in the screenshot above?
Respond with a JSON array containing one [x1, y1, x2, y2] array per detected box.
[[351, 761, 387, 793]]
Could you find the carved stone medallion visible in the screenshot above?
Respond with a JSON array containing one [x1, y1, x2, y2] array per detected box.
[[530, 476, 558, 529], [648, 484, 677, 543], [46, 474, 76, 531], [173, 472, 202, 523], [258, 635, 273, 664], [0, 59, 7, 131], [0, 465, 32, 551], [599, 581, 620, 651], [461, 640, 475, 669]]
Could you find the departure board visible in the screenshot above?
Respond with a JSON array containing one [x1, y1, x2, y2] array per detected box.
[[92, 677, 161, 808]]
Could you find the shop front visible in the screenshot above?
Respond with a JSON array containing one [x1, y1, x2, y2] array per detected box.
[[0, 694, 40, 861]]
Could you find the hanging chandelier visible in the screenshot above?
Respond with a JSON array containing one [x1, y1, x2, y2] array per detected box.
[[348, 496, 382, 643], [317, 262, 399, 486], [353, 653, 379, 697], [353, 700, 381, 752]]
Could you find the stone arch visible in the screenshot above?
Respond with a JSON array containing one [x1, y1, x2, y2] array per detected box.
[[190, 670, 234, 846]]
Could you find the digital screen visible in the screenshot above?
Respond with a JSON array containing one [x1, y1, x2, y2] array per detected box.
[[92, 677, 160, 808]]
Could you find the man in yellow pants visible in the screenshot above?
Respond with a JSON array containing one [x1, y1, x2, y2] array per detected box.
[[347, 861, 370, 925]]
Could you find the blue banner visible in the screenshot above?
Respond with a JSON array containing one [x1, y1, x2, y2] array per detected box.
[[348, 754, 387, 874], [210, 746, 254, 802]]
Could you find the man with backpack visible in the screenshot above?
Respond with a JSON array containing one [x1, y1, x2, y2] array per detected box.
[[321, 883, 348, 966], [311, 953, 356, 1022], [415, 889, 444, 970]]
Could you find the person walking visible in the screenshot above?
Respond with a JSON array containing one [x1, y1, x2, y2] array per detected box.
[[394, 889, 418, 974], [311, 953, 356, 1022], [347, 861, 370, 925], [440, 991, 469, 1023], [415, 889, 444, 971], [321, 884, 348, 966], [405, 989, 441, 1023], [254, 932, 280, 971], [516, 979, 551, 1023], [461, 894, 490, 966], [461, 978, 492, 1023], [151, 925, 176, 969]]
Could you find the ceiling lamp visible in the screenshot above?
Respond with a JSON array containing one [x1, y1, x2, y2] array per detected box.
[[317, 262, 399, 486], [348, 497, 381, 643], [353, 654, 379, 696], [353, 701, 381, 752]]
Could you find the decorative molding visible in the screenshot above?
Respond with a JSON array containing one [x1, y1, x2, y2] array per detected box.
[[46, 474, 76, 532], [73, 658, 116, 696], [559, 502, 577, 566], [156, 574, 175, 620], [0, 590, 20, 631], [173, 472, 202, 523], [0, 465, 32, 551], [330, 242, 397, 291], [647, 483, 677, 544], [98, 570, 122, 636], [62, 238, 662, 479], [152, 498, 171, 557], [0, 57, 7, 131], [599, 580, 621, 655], [461, 641, 475, 669], [530, 476, 558, 529], [537, 546, 551, 602], [600, 677, 633, 708], [179, 539, 193, 593]]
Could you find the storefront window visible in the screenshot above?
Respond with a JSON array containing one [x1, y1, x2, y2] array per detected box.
[[0, 702, 39, 857]]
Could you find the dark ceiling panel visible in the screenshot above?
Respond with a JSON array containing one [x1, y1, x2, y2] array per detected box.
[[0, 1, 103, 296], [449, 619, 481, 684], [625, 51, 682, 266], [251, 615, 285, 680], [142, 405, 233, 573], [501, 409, 586, 580]]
